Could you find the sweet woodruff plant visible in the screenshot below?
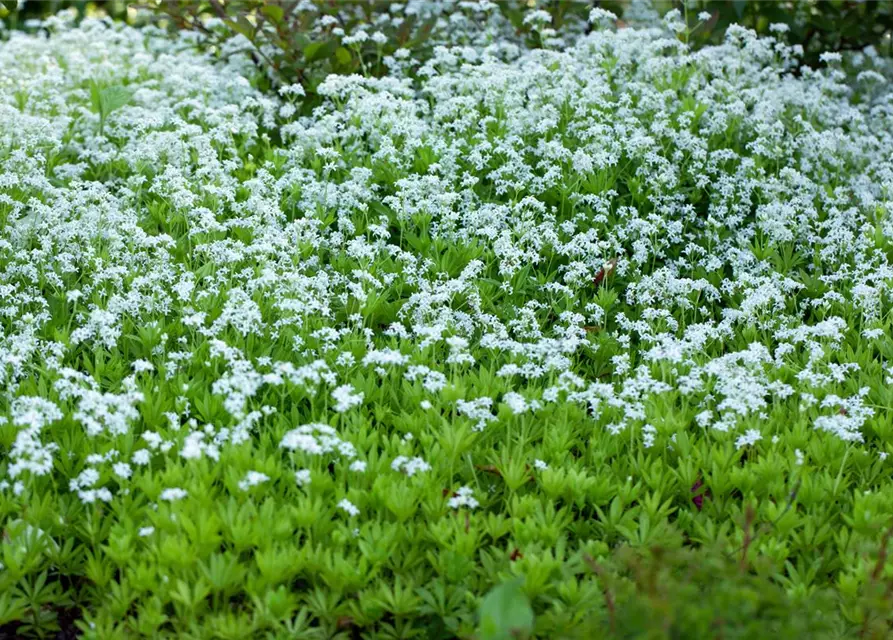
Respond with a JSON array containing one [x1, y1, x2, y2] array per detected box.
[[1, 4, 893, 638]]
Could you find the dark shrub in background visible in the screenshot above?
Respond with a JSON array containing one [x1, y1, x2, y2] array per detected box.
[[4, 1, 892, 77]]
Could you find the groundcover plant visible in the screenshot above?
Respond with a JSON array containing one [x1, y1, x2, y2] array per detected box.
[[2, 4, 893, 639]]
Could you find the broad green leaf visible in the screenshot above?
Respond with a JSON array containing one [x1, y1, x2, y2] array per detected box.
[[261, 4, 284, 24], [303, 41, 324, 62], [335, 46, 352, 66], [478, 578, 534, 640], [304, 39, 336, 63], [100, 86, 131, 115]]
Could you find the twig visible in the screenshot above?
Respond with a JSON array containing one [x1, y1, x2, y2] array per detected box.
[[583, 553, 616, 634], [725, 479, 802, 563], [739, 504, 755, 571], [206, 0, 228, 22], [765, 479, 802, 533], [859, 522, 893, 639]]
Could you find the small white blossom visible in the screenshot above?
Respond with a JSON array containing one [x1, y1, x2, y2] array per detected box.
[[160, 488, 187, 502], [331, 385, 364, 413], [337, 498, 360, 516], [391, 456, 431, 476], [735, 429, 763, 450], [238, 471, 270, 491], [448, 486, 479, 510], [113, 462, 132, 479]]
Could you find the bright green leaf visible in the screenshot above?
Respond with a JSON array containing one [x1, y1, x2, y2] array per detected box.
[[478, 578, 534, 640]]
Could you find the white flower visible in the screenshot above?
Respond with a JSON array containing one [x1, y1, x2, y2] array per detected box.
[[238, 471, 270, 491], [331, 385, 364, 413], [138, 527, 155, 537], [735, 429, 763, 450], [523, 10, 551, 26], [132, 360, 154, 373], [160, 488, 187, 502], [113, 462, 132, 479], [643, 424, 656, 449], [295, 469, 312, 486], [337, 499, 360, 516], [663, 8, 686, 33], [280, 423, 356, 458], [180, 431, 206, 460], [589, 8, 617, 26], [391, 456, 431, 476], [448, 486, 479, 510], [456, 397, 495, 431], [343, 30, 369, 45], [279, 83, 305, 98]]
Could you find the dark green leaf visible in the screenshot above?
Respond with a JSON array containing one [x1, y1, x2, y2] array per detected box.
[[261, 4, 284, 24], [304, 40, 336, 63]]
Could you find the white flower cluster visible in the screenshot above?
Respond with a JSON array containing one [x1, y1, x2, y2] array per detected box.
[[448, 486, 479, 510], [391, 456, 431, 476], [280, 423, 357, 458], [238, 470, 270, 491], [0, 10, 890, 515]]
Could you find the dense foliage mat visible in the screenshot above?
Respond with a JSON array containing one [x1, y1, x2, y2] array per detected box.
[[1, 6, 893, 639]]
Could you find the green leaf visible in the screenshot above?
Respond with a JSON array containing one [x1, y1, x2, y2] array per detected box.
[[303, 41, 324, 62], [478, 578, 534, 640], [89, 80, 102, 115], [225, 16, 255, 40], [100, 85, 131, 115], [335, 46, 352, 66], [304, 40, 337, 63], [260, 4, 284, 24]]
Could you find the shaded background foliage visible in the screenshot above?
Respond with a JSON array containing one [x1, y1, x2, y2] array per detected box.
[[4, 1, 893, 75]]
